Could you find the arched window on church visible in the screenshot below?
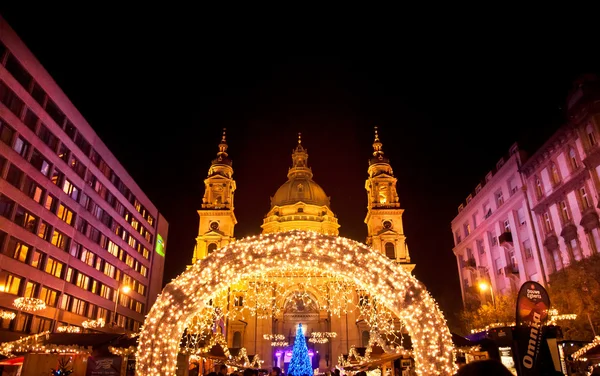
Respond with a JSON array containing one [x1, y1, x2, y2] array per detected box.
[[233, 331, 242, 348], [208, 243, 218, 254], [385, 242, 395, 259], [362, 330, 370, 347]]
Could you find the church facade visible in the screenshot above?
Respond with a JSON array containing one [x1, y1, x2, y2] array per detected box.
[[191, 128, 413, 370]]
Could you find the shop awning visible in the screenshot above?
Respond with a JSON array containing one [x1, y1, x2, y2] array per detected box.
[[342, 352, 406, 371]]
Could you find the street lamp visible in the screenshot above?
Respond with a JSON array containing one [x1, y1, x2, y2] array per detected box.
[[112, 285, 131, 327], [478, 281, 495, 308]]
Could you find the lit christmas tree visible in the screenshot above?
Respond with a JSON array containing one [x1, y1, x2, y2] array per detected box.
[[288, 323, 312, 376], [50, 356, 74, 375]]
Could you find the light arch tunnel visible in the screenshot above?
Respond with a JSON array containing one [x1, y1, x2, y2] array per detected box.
[[136, 231, 456, 376]]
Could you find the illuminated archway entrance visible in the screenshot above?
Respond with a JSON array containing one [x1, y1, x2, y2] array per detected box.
[[136, 231, 455, 375]]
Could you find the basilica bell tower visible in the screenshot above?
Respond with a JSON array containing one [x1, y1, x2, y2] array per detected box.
[[364, 127, 415, 273], [192, 129, 237, 263]]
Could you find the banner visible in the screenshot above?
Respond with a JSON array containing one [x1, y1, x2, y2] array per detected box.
[[86, 356, 122, 376], [514, 281, 550, 376]]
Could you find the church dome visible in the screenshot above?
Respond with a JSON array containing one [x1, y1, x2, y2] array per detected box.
[[271, 176, 330, 208]]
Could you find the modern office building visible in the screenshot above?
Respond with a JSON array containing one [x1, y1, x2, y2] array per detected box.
[[0, 16, 168, 341], [452, 74, 600, 307]]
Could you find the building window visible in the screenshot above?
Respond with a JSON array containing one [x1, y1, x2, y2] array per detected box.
[[234, 296, 244, 307], [45, 258, 64, 278], [0, 271, 22, 295], [30, 250, 44, 269], [495, 258, 502, 275], [495, 190, 504, 207], [535, 177, 544, 198], [38, 221, 51, 241], [14, 206, 38, 233], [476, 239, 485, 254], [559, 201, 570, 222], [8, 237, 30, 263], [23, 176, 45, 204], [23, 281, 39, 298], [509, 250, 518, 268], [6, 164, 24, 188], [36, 123, 58, 151], [0, 195, 15, 219], [551, 163, 561, 184], [504, 219, 511, 233], [509, 178, 518, 195], [362, 330, 370, 347], [58, 144, 70, 163], [13, 312, 32, 333], [463, 223, 471, 237], [57, 203, 74, 225], [0, 119, 15, 145], [385, 242, 395, 259], [62, 179, 80, 201], [207, 243, 218, 254], [580, 187, 591, 210], [29, 149, 50, 176], [13, 136, 31, 158], [103, 262, 116, 278], [233, 331, 242, 348], [543, 212, 553, 232], [51, 169, 64, 187], [569, 148, 579, 170], [523, 239, 533, 259], [587, 123, 597, 146], [51, 229, 69, 251], [44, 194, 57, 213]]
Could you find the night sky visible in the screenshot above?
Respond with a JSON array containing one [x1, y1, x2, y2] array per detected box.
[[1, 6, 597, 330]]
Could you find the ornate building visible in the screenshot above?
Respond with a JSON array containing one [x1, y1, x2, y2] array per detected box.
[[191, 128, 413, 370], [365, 128, 414, 272], [452, 74, 600, 308], [192, 129, 237, 264]]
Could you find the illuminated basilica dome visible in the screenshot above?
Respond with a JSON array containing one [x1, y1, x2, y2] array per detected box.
[[262, 134, 340, 235]]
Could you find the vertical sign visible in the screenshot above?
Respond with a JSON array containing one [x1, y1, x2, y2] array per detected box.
[[514, 281, 550, 376], [156, 234, 165, 257]]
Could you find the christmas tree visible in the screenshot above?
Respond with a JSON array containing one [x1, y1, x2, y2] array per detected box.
[[288, 324, 312, 376], [50, 356, 74, 375]]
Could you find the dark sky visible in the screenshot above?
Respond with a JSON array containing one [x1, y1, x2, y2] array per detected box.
[[1, 6, 597, 330]]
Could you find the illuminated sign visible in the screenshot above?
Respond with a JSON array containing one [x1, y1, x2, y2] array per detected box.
[[156, 234, 165, 257]]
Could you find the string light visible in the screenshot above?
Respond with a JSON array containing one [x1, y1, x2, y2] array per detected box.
[[109, 346, 137, 356], [136, 230, 456, 375], [56, 326, 81, 333], [573, 336, 600, 361], [0, 331, 90, 358], [13, 297, 46, 312], [310, 332, 337, 338], [82, 318, 105, 329], [0, 311, 16, 320], [271, 341, 289, 347], [263, 334, 285, 340]]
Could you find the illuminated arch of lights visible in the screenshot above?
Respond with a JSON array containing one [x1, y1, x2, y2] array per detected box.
[[136, 230, 455, 376]]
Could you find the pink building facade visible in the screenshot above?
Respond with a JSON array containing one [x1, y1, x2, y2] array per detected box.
[[451, 144, 545, 306], [0, 16, 168, 341], [520, 76, 600, 281], [452, 75, 600, 307]]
